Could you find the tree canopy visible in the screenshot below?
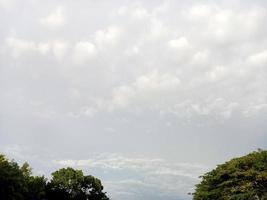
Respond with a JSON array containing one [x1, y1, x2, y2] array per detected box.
[[0, 155, 27, 200], [193, 150, 267, 200], [47, 167, 109, 200], [0, 154, 109, 200]]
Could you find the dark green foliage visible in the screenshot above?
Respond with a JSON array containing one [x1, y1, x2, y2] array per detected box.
[[20, 162, 47, 200], [193, 150, 267, 200], [25, 176, 47, 200], [0, 155, 27, 200], [0, 154, 109, 200], [81, 175, 110, 200], [47, 167, 109, 200]]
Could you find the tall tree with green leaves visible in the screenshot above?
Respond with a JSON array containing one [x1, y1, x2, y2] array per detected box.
[[21, 162, 47, 200], [0, 155, 27, 200], [47, 167, 109, 200], [193, 150, 267, 200], [0, 155, 110, 200]]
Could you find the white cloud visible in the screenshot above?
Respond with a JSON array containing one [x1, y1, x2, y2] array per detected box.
[[95, 26, 122, 47], [191, 50, 209, 65], [5, 37, 50, 57], [117, 4, 149, 19], [168, 37, 189, 49], [131, 7, 149, 19], [72, 41, 97, 64], [168, 98, 239, 120], [112, 85, 135, 108], [150, 18, 169, 39], [125, 45, 139, 56], [56, 153, 210, 199], [111, 71, 180, 108], [135, 71, 180, 91], [36, 43, 51, 55], [189, 4, 212, 18], [5, 37, 70, 59], [206, 65, 229, 81], [243, 103, 267, 117], [248, 50, 267, 66], [40, 6, 65, 28], [117, 5, 128, 15], [80, 106, 98, 117], [51, 41, 68, 60], [184, 4, 267, 46], [5, 38, 91, 61], [56, 153, 208, 177], [5, 37, 36, 57]]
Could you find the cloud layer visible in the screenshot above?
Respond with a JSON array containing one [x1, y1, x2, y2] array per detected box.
[[57, 153, 209, 200], [1, 0, 267, 200]]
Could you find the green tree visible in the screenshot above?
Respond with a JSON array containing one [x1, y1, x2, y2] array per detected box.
[[81, 175, 109, 200], [0, 154, 27, 200], [47, 167, 109, 200], [25, 175, 47, 200], [19, 162, 47, 200], [0, 155, 110, 200], [20, 162, 32, 178], [193, 150, 267, 200]]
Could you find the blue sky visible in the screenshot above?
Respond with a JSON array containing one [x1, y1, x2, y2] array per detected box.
[[1, 0, 267, 199]]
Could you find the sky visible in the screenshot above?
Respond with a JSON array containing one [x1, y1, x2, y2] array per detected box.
[[0, 0, 267, 199]]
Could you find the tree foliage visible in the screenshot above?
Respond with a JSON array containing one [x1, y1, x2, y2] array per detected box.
[[0, 155, 27, 200], [193, 150, 267, 200], [0, 154, 109, 200], [47, 167, 109, 200]]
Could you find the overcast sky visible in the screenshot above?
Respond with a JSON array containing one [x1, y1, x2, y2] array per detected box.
[[1, 0, 267, 199]]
